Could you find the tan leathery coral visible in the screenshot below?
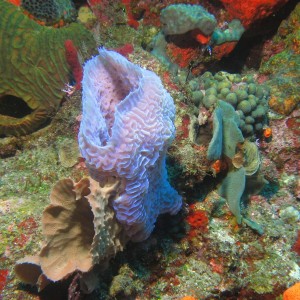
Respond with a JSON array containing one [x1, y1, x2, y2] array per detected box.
[[15, 177, 128, 286]]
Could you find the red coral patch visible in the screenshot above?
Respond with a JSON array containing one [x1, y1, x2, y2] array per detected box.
[[292, 230, 300, 256], [0, 269, 9, 293]]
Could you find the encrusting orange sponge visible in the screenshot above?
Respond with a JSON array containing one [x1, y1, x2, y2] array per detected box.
[[283, 282, 300, 300]]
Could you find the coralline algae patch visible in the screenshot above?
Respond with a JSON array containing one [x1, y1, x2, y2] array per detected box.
[[219, 0, 289, 28]]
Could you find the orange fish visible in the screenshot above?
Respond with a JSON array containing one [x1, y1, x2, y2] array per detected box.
[[190, 29, 211, 45], [211, 159, 228, 175], [263, 127, 272, 139], [212, 159, 222, 173]]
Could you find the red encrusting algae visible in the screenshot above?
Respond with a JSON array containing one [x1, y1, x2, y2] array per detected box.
[[219, 0, 289, 28], [122, 0, 139, 29], [186, 204, 209, 238], [176, 114, 190, 141], [166, 43, 199, 69], [114, 43, 134, 58], [0, 269, 9, 294], [292, 230, 300, 256]]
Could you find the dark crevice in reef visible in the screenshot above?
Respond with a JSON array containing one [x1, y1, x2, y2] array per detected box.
[[210, 0, 299, 74], [0, 95, 33, 118]]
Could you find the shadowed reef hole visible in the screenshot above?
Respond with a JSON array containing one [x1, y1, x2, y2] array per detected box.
[[0, 94, 33, 118]]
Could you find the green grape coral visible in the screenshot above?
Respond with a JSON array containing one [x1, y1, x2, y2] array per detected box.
[[198, 71, 269, 137]]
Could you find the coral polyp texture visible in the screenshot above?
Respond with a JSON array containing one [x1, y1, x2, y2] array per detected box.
[[211, 19, 245, 45], [78, 49, 182, 241], [21, 0, 77, 26], [0, 1, 94, 136]]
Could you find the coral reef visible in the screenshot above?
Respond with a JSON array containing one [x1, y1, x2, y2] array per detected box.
[[0, 0, 299, 299], [150, 4, 246, 73], [0, 1, 95, 136], [79, 48, 182, 241]]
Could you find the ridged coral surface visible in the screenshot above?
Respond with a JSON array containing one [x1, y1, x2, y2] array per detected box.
[[0, 1, 94, 136], [79, 49, 182, 241]]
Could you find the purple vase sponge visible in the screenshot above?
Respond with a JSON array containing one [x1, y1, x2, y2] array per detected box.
[[79, 49, 182, 241]]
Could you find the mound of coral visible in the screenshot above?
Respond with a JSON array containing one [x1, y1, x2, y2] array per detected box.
[[0, 1, 95, 136]]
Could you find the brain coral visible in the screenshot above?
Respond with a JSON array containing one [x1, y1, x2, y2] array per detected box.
[[78, 49, 182, 241], [0, 1, 95, 136]]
